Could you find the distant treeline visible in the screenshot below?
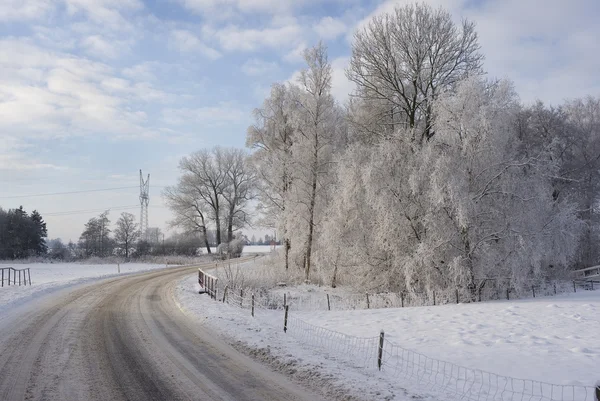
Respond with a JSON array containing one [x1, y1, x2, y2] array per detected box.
[[0, 206, 48, 259]]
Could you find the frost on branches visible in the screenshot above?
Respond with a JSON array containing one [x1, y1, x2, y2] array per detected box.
[[245, 3, 599, 295]]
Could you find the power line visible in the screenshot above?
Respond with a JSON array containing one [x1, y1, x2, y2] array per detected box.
[[0, 186, 139, 199], [44, 205, 140, 217]]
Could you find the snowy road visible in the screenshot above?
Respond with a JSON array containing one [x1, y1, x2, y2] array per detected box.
[[0, 263, 324, 401]]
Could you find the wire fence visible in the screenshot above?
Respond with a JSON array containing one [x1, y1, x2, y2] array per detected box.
[[204, 282, 599, 401], [214, 278, 599, 313], [380, 338, 597, 401]]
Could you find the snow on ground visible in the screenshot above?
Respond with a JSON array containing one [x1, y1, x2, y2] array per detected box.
[[295, 291, 600, 387], [176, 272, 600, 400], [176, 274, 427, 401], [0, 262, 171, 314], [204, 245, 281, 254]]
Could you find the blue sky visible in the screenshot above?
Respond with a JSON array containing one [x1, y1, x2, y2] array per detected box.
[[1, 0, 599, 242]]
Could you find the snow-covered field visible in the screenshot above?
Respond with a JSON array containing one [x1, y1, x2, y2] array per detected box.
[[0, 262, 170, 314], [175, 273, 600, 400], [242, 245, 281, 254]]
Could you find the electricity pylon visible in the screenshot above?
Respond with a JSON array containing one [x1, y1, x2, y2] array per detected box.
[[139, 170, 150, 240]]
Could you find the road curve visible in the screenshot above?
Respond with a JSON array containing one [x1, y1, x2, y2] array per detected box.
[[0, 263, 325, 401]]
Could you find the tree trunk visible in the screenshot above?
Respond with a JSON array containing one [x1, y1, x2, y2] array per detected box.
[[213, 189, 221, 246], [305, 164, 318, 282], [227, 204, 235, 243], [202, 225, 211, 254], [284, 238, 290, 270]]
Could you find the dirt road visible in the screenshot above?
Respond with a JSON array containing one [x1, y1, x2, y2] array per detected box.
[[0, 263, 325, 401]]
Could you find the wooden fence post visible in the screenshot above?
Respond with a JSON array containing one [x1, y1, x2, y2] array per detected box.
[[366, 293, 370, 309], [378, 330, 385, 371], [223, 286, 228, 303], [8, 269, 10, 286], [1, 269, 3, 287], [401, 292, 404, 308], [240, 289, 243, 307], [284, 293, 286, 308], [506, 288, 510, 300], [284, 305, 289, 333], [251, 294, 255, 317], [433, 291, 436, 306], [326, 294, 330, 311], [28, 269, 31, 286], [553, 283, 557, 295], [594, 384, 599, 401], [18, 270, 21, 286], [573, 281, 577, 293]]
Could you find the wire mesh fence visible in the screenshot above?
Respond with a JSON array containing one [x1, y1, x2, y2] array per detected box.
[[213, 279, 597, 315], [200, 281, 599, 401], [380, 339, 597, 401]]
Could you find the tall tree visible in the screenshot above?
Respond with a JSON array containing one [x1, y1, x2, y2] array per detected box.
[[164, 181, 212, 254], [114, 212, 140, 258], [291, 42, 343, 281], [166, 147, 255, 252], [178, 149, 227, 245], [29, 210, 48, 255], [78, 211, 112, 257], [221, 148, 254, 243], [347, 2, 483, 144], [247, 83, 296, 269]]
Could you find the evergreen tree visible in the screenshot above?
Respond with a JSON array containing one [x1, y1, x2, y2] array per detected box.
[[30, 210, 48, 255]]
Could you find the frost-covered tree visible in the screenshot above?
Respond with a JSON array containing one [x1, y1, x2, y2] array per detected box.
[[418, 78, 582, 294], [247, 83, 296, 269], [347, 2, 483, 144], [289, 42, 344, 281]]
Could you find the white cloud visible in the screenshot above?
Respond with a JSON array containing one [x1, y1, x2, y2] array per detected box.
[[64, 0, 144, 31], [169, 29, 222, 60], [0, 38, 166, 140], [241, 59, 279, 76], [314, 16, 347, 40], [0, 0, 54, 21], [330, 57, 354, 104], [122, 62, 157, 82], [162, 102, 247, 126], [206, 24, 303, 52], [284, 42, 307, 63], [0, 136, 67, 172], [81, 35, 128, 59], [177, 0, 299, 17]]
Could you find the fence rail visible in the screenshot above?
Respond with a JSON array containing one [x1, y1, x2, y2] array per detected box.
[[199, 280, 600, 401], [1, 267, 32, 287], [198, 268, 218, 299]]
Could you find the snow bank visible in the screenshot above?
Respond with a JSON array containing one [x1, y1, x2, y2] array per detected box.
[[0, 262, 170, 314]]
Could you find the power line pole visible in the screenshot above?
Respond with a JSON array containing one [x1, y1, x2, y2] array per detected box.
[[139, 170, 150, 240]]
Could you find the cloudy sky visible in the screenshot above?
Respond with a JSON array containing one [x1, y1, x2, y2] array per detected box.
[[1, 0, 599, 242]]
